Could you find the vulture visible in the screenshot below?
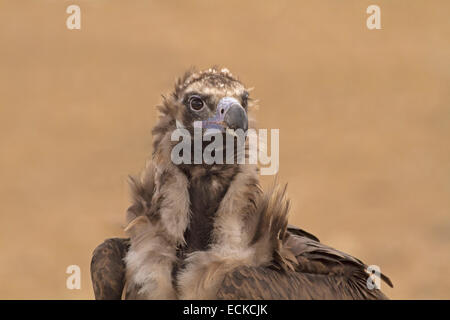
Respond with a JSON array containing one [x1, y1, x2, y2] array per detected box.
[[90, 67, 393, 300]]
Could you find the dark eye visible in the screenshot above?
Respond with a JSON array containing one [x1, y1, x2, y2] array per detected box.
[[189, 96, 204, 111]]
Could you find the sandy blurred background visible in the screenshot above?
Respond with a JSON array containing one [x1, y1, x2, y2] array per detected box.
[[0, 0, 449, 299]]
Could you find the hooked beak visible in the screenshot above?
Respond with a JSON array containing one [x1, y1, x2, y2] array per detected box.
[[198, 97, 248, 134], [219, 97, 248, 132], [224, 103, 248, 132]]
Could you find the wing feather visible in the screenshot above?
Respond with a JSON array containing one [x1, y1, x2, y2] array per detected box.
[[216, 230, 392, 300], [90, 238, 129, 300]]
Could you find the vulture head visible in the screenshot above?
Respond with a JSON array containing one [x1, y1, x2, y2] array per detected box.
[[152, 67, 253, 168]]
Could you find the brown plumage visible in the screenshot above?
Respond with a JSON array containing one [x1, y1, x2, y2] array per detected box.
[[91, 226, 392, 299], [90, 67, 393, 299], [218, 225, 392, 299]]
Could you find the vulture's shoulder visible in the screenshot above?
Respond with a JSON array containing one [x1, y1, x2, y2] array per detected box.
[[217, 226, 393, 300], [90, 238, 129, 300]]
